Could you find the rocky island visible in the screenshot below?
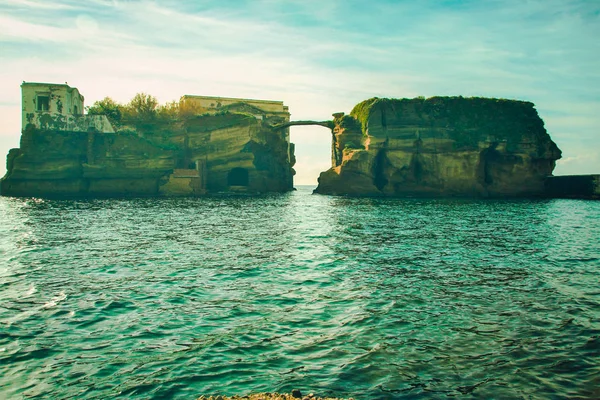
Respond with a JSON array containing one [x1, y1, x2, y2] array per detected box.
[[2, 83, 598, 199], [1, 82, 295, 197], [315, 97, 564, 197]]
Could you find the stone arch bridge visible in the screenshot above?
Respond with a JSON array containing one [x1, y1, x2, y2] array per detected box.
[[270, 120, 334, 130]]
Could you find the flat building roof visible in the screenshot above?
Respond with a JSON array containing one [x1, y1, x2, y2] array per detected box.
[[182, 94, 285, 105]]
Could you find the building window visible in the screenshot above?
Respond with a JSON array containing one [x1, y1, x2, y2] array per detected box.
[[73, 105, 78, 115], [37, 95, 50, 112]]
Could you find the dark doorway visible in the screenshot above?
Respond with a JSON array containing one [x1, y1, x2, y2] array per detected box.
[[228, 167, 249, 186]]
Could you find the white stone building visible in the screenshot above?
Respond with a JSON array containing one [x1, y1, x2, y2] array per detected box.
[[21, 82, 114, 133]]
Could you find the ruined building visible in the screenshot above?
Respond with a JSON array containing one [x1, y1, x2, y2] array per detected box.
[[21, 82, 114, 133]]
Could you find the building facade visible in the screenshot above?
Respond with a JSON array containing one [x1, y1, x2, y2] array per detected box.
[[21, 82, 113, 133]]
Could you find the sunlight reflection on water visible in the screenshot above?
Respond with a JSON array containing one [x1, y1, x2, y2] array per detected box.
[[0, 188, 599, 399]]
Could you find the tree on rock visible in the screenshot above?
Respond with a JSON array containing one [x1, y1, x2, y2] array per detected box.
[[125, 93, 159, 121], [86, 97, 123, 126]]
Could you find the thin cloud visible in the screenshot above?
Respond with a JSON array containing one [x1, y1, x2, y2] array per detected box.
[[2, 0, 77, 10]]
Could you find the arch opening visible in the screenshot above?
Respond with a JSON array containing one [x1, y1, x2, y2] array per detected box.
[[228, 167, 249, 186], [285, 123, 336, 186]]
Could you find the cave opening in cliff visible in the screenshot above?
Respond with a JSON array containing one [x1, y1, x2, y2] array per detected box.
[[373, 149, 389, 191], [478, 148, 501, 185], [411, 156, 423, 183], [381, 109, 387, 129], [228, 167, 249, 186]]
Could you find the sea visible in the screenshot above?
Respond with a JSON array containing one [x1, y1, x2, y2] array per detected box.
[[1, 185, 599, 399]]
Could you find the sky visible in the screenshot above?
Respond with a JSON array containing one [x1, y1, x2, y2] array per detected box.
[[1, 0, 599, 184]]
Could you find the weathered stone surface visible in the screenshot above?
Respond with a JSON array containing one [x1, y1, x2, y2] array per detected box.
[[315, 97, 562, 197], [1, 112, 295, 198]]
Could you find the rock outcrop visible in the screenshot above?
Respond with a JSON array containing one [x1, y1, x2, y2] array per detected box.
[[315, 97, 562, 197], [1, 109, 294, 198]]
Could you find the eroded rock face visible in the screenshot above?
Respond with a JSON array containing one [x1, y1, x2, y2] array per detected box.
[[1, 111, 294, 198], [315, 97, 562, 197]]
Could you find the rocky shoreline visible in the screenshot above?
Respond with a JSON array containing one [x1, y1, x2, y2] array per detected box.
[[197, 390, 352, 400]]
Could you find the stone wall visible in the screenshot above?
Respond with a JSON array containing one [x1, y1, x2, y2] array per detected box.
[[26, 113, 115, 133]]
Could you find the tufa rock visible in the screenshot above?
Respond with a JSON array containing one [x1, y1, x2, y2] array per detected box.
[[315, 96, 562, 197], [1, 110, 295, 198]]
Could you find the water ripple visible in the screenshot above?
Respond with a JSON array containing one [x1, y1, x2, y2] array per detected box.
[[0, 188, 599, 399]]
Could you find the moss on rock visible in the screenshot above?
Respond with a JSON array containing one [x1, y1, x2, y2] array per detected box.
[[1, 110, 294, 198], [318, 96, 562, 198]]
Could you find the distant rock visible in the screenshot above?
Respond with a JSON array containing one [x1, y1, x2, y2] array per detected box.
[[315, 97, 562, 197], [196, 393, 350, 400]]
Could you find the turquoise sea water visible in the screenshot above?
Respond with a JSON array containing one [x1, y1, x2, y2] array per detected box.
[[1, 186, 599, 399]]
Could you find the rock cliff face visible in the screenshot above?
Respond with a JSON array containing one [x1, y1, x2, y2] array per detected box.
[[1, 110, 294, 197], [315, 97, 562, 197]]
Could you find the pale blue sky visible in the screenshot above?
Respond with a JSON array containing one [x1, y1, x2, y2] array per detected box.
[[1, 0, 599, 184]]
